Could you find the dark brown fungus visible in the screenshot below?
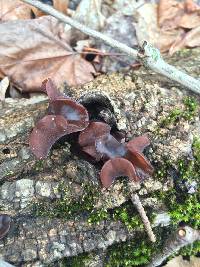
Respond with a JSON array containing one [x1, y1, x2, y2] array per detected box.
[[95, 134, 126, 159], [126, 135, 154, 175], [30, 115, 70, 159], [126, 134, 150, 152], [125, 150, 154, 176], [78, 123, 154, 187], [78, 122, 111, 159], [41, 78, 65, 101], [100, 158, 139, 188], [0, 214, 11, 240], [48, 99, 89, 129], [30, 79, 89, 159]]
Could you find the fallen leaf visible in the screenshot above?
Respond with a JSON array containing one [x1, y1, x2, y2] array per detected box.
[[0, 0, 32, 21], [135, 3, 183, 52], [158, 0, 200, 30], [178, 11, 200, 29], [0, 16, 95, 92], [158, 0, 184, 30], [53, 0, 68, 14], [0, 77, 9, 101], [185, 0, 200, 12], [169, 25, 200, 55], [183, 25, 200, 46]]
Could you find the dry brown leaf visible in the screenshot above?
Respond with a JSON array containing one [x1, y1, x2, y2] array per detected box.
[[185, 0, 200, 12], [179, 12, 200, 28], [53, 0, 68, 14], [0, 0, 33, 21], [135, 3, 183, 53], [158, 0, 200, 30], [0, 16, 95, 92], [169, 25, 200, 55], [183, 25, 200, 46], [158, 0, 184, 29]]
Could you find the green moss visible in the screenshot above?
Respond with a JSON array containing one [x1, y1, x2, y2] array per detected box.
[[193, 138, 200, 163], [106, 239, 153, 266], [169, 194, 200, 228], [179, 240, 200, 256], [87, 208, 109, 224], [32, 181, 100, 220], [160, 108, 182, 126], [154, 138, 200, 229], [160, 96, 198, 127], [105, 227, 170, 267], [183, 96, 198, 121], [112, 202, 144, 230], [88, 200, 154, 231], [34, 160, 45, 171], [60, 252, 91, 267]]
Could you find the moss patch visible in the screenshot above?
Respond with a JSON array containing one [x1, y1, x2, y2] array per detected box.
[[32, 181, 100, 219], [60, 252, 91, 267], [106, 237, 154, 266], [35, 138, 200, 267], [160, 96, 198, 127]]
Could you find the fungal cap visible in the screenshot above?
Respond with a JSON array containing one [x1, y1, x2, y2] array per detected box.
[[126, 135, 154, 175], [95, 134, 127, 159], [79, 122, 111, 147], [41, 78, 65, 100], [29, 115, 69, 159], [127, 134, 150, 152], [48, 99, 89, 128], [100, 157, 139, 188], [78, 122, 111, 159]]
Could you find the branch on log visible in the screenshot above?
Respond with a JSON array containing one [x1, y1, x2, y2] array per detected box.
[[147, 226, 200, 267]]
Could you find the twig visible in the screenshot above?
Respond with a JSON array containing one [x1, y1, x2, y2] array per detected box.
[[131, 193, 156, 243], [21, 0, 200, 95], [147, 226, 200, 267]]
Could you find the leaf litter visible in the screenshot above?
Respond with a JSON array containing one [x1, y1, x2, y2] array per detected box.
[[0, 0, 200, 95]]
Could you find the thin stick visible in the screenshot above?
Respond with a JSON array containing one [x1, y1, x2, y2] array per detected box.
[[147, 226, 200, 267], [131, 193, 156, 243], [21, 0, 200, 95]]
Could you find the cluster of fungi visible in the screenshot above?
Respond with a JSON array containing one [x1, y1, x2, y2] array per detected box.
[[0, 79, 155, 242], [30, 79, 154, 188]]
